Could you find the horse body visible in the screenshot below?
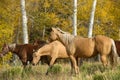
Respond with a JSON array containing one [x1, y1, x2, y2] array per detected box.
[[74, 36, 96, 58], [16, 44, 38, 65], [1, 40, 47, 67], [49, 27, 118, 74], [32, 40, 69, 74], [32, 40, 69, 65]]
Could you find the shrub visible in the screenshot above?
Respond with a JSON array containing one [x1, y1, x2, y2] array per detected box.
[[104, 70, 120, 80], [2, 67, 22, 80], [80, 62, 105, 75], [47, 64, 62, 74], [21, 65, 35, 79], [93, 74, 105, 80]]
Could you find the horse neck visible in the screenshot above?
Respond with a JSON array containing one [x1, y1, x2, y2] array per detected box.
[[58, 33, 74, 46], [38, 42, 47, 48], [33, 42, 47, 50], [12, 44, 23, 55], [37, 44, 50, 56]]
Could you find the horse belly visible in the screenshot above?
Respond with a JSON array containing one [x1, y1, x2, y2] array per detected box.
[[76, 48, 95, 58], [75, 40, 95, 58]]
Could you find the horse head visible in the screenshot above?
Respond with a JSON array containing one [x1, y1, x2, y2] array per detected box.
[[49, 27, 74, 45], [0, 52, 4, 58], [1, 43, 16, 56], [32, 50, 41, 65], [49, 27, 58, 41], [49, 27, 65, 41], [1, 43, 10, 55]]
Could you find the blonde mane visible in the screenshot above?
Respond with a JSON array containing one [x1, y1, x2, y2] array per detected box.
[[56, 28, 74, 46]]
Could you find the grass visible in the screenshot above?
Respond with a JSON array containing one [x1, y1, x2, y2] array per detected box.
[[0, 61, 120, 80]]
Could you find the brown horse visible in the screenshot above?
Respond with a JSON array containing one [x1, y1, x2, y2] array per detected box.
[[49, 27, 118, 74], [32, 40, 69, 74], [115, 40, 120, 57], [1, 40, 47, 67]]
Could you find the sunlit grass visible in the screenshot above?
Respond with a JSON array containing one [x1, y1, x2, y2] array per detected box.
[[0, 61, 120, 80]]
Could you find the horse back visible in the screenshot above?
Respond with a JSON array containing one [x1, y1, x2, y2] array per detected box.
[[54, 41, 69, 58], [42, 41, 68, 58]]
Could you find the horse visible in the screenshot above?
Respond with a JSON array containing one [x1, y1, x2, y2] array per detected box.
[[49, 27, 118, 74], [73, 40, 120, 66], [1, 40, 47, 67], [32, 40, 69, 75], [115, 40, 120, 57]]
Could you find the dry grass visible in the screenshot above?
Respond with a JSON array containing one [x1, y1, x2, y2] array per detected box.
[[0, 62, 120, 80]]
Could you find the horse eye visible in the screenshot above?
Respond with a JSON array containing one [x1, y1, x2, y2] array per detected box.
[[52, 30, 54, 32], [35, 55, 38, 57], [34, 54, 37, 57]]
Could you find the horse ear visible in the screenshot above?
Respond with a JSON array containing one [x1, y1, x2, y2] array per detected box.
[[56, 27, 66, 34], [51, 27, 56, 32], [3, 43, 7, 47], [33, 49, 36, 52]]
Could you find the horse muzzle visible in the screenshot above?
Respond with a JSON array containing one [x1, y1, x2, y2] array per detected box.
[[32, 61, 37, 66], [32, 63, 36, 66]]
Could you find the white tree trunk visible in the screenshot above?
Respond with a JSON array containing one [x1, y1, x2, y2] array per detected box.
[[21, 0, 29, 44], [73, 0, 77, 36], [88, 0, 97, 38]]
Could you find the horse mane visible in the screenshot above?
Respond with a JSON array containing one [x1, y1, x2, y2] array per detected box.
[[56, 28, 74, 46], [61, 34, 74, 46], [8, 43, 16, 51], [56, 27, 70, 34]]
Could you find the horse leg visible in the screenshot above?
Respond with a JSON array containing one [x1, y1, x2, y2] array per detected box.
[[70, 57, 80, 74], [69, 55, 79, 74], [76, 57, 79, 66], [22, 62, 27, 68], [109, 54, 117, 68], [109, 52, 118, 67], [46, 57, 56, 75], [70, 59, 74, 74], [100, 55, 108, 67], [76, 57, 83, 67], [21, 58, 27, 68]]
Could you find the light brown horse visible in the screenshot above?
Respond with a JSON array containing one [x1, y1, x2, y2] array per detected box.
[[49, 27, 118, 74], [32, 40, 69, 74]]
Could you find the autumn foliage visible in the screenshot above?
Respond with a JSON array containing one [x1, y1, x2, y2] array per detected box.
[[0, 0, 120, 65]]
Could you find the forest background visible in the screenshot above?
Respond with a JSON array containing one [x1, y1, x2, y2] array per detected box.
[[0, 0, 120, 48], [1, 1, 120, 79]]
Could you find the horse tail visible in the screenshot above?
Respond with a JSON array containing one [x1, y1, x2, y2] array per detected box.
[[110, 39, 118, 66]]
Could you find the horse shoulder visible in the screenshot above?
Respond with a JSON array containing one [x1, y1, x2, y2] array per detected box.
[[49, 41, 60, 56]]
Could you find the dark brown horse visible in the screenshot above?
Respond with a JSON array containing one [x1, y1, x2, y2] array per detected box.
[[1, 40, 47, 67], [49, 27, 118, 74], [115, 40, 120, 57]]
